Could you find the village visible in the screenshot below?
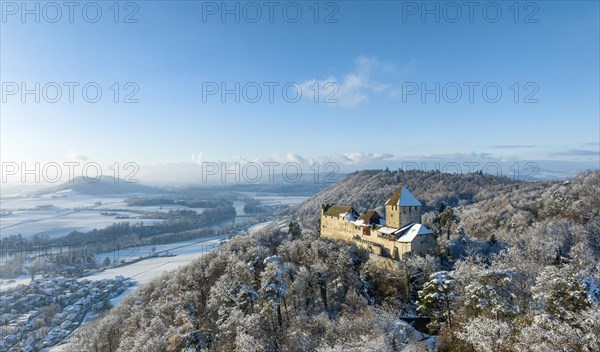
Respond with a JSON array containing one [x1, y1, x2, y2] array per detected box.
[[0, 276, 133, 351]]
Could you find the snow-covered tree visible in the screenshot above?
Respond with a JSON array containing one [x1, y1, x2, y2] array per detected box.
[[79, 314, 123, 352], [456, 316, 513, 352], [215, 277, 258, 319], [464, 268, 519, 320], [288, 221, 302, 237], [507, 264, 598, 351], [117, 316, 168, 352], [208, 260, 258, 325], [576, 307, 600, 351], [261, 255, 288, 327], [417, 271, 455, 333], [532, 265, 590, 320], [513, 311, 596, 352]]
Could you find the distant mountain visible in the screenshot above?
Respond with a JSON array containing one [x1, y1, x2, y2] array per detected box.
[[33, 176, 162, 196]]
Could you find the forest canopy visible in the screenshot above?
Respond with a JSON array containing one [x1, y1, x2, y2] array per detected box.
[[75, 170, 600, 352]]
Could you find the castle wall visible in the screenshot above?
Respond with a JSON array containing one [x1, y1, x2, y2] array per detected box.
[[401, 206, 422, 227], [385, 205, 400, 228], [386, 205, 422, 228], [409, 234, 438, 256], [320, 215, 356, 240], [321, 195, 434, 261], [321, 214, 417, 260]]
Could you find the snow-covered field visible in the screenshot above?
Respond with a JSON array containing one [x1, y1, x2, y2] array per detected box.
[[247, 221, 274, 233], [96, 237, 221, 263], [2, 190, 125, 209], [91, 236, 226, 282], [1, 192, 304, 240], [96, 202, 202, 213], [0, 192, 169, 239], [1, 236, 226, 293], [79, 222, 274, 303], [1, 189, 302, 351], [1, 209, 164, 239], [253, 195, 309, 206], [0, 275, 32, 292]]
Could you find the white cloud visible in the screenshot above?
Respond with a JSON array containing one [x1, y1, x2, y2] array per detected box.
[[191, 152, 204, 164], [548, 149, 599, 158], [403, 152, 496, 160], [300, 56, 396, 108], [68, 151, 89, 161], [136, 149, 597, 185], [488, 145, 538, 149], [339, 152, 394, 164], [255, 151, 394, 167], [186, 151, 395, 171]]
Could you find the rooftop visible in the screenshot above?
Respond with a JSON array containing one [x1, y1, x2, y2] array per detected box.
[[397, 224, 433, 242], [323, 205, 357, 218], [357, 210, 381, 225], [385, 186, 422, 207]]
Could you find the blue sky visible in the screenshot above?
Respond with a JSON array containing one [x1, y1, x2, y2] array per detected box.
[[1, 1, 599, 183]]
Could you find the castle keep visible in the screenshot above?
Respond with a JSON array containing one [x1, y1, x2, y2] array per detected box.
[[320, 186, 437, 260]]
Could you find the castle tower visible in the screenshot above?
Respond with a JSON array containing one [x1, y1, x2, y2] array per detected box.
[[385, 186, 422, 228]]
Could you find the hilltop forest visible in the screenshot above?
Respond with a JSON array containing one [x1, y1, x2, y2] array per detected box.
[[74, 170, 599, 352]]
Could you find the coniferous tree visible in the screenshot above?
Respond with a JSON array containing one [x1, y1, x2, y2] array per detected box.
[[417, 271, 455, 333]]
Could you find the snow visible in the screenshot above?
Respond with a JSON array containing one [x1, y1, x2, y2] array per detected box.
[[582, 277, 600, 304], [1, 209, 163, 239], [0, 275, 32, 292], [353, 219, 367, 226], [378, 226, 398, 235], [1, 192, 125, 210], [340, 212, 357, 221], [397, 224, 433, 243], [99, 203, 201, 212], [0, 194, 167, 239], [2, 192, 301, 351], [83, 237, 223, 285], [398, 186, 422, 206], [45, 235, 226, 352], [251, 195, 309, 206], [247, 221, 273, 233], [385, 186, 422, 206], [93, 236, 224, 266], [109, 285, 137, 306]]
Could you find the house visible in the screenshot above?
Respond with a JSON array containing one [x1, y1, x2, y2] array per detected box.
[[65, 305, 80, 314], [320, 185, 438, 260], [60, 320, 73, 329]]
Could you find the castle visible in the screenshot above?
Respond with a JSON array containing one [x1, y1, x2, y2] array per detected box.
[[320, 185, 437, 260]]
